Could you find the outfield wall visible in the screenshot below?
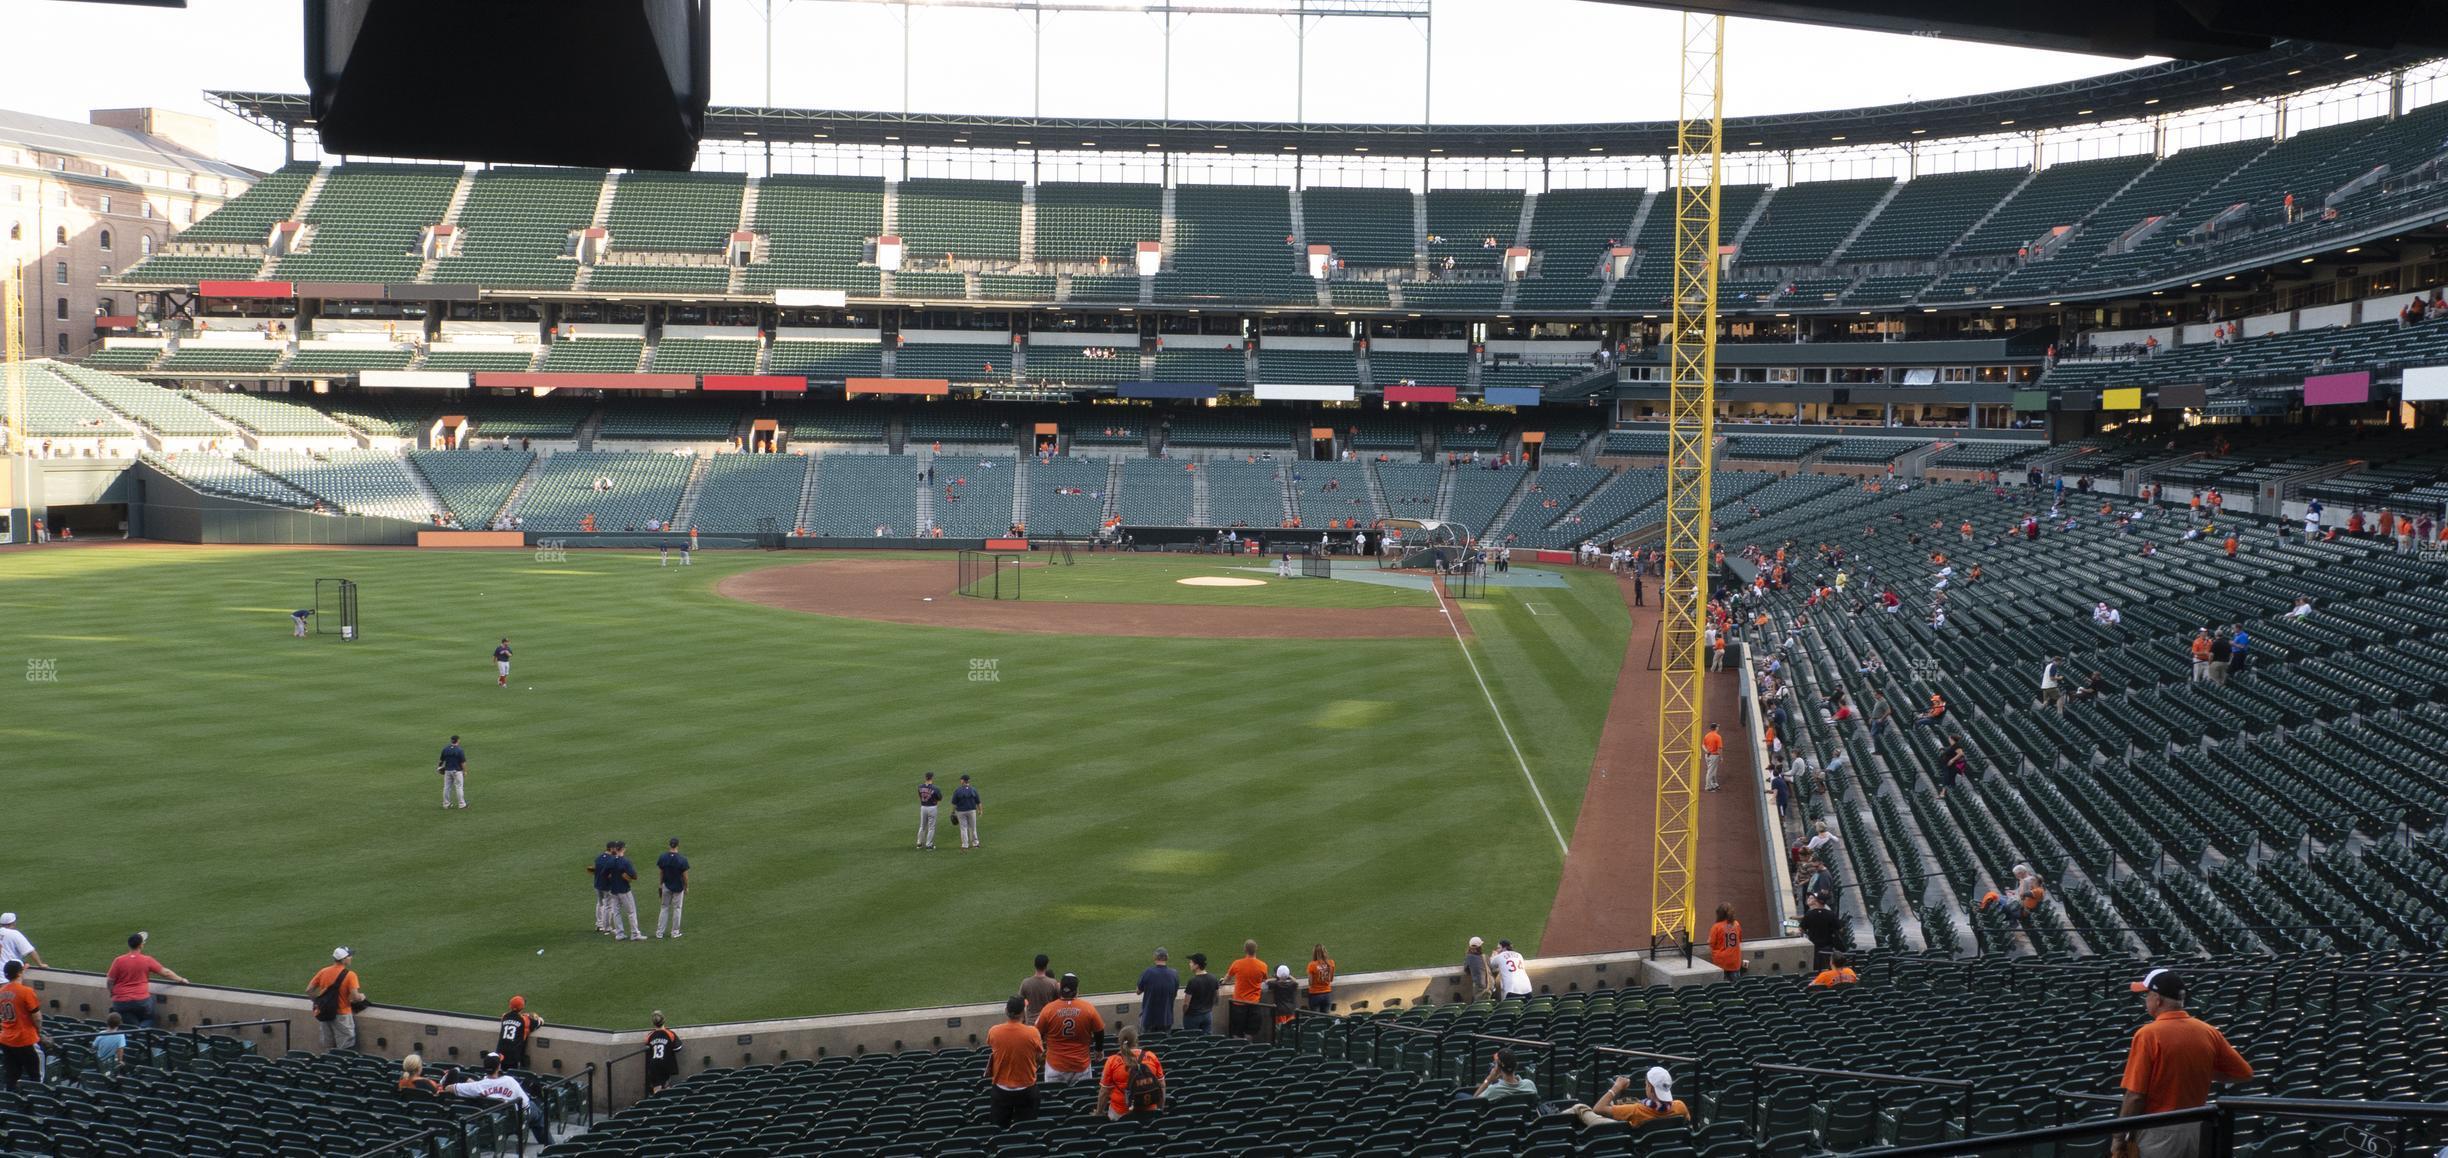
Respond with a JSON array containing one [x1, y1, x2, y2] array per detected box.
[[21, 938, 1812, 1111], [132, 460, 429, 546]]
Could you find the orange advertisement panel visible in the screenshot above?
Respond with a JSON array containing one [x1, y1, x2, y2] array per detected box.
[[1520, 431, 1546, 444], [847, 377, 950, 396]]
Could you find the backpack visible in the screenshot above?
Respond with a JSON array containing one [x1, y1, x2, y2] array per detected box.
[[312, 969, 348, 1022], [1125, 1052, 1164, 1112]]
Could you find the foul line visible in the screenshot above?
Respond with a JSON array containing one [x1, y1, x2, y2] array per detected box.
[[1434, 582, 1571, 857]]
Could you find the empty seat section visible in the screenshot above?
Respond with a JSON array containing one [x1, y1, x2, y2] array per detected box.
[[1025, 456, 1110, 537], [407, 448, 534, 525], [1955, 153, 2153, 257], [1375, 461, 1442, 520], [807, 453, 918, 535], [240, 449, 435, 521], [741, 174, 884, 296], [1117, 457, 1198, 524], [1153, 347, 1247, 384], [514, 451, 694, 531], [187, 389, 352, 436], [432, 168, 602, 289], [649, 337, 761, 375], [1203, 460, 1285, 527], [895, 343, 1012, 383], [1157, 185, 1312, 305], [1736, 177, 1894, 266], [1368, 350, 1469, 387], [55, 363, 226, 435], [897, 178, 1023, 262], [1034, 182, 1161, 264], [144, 451, 312, 506], [768, 339, 882, 380], [539, 337, 645, 374], [1302, 185, 1414, 268], [1841, 167, 2026, 262], [1256, 348, 1357, 385], [273, 163, 463, 282], [157, 163, 316, 245], [596, 400, 742, 442], [691, 453, 810, 532]]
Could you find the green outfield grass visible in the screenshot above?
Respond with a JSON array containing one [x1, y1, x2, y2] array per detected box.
[[0, 546, 1627, 1028]]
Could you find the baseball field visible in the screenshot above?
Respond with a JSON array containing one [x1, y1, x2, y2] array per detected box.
[[0, 545, 1632, 1028]]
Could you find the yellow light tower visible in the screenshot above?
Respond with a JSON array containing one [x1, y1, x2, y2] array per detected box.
[[1649, 10, 1725, 947]]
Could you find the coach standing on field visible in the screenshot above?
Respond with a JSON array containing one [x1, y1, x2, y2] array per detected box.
[[953, 774, 983, 850], [655, 838, 689, 939], [438, 735, 469, 810]]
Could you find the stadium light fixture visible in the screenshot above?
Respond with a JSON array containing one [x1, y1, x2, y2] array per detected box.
[[1212, 144, 1227, 149], [1859, 310, 1870, 315], [2049, 301, 2061, 306], [2344, 52, 2359, 60], [2224, 274, 2237, 280], [1909, 129, 1926, 135], [2000, 119, 2014, 126], [885, 135, 900, 141], [1081, 141, 1096, 146], [2220, 84, 2235, 91], [1354, 146, 1368, 152], [1590, 146, 1605, 152], [2077, 109, 2092, 115], [2143, 98, 2159, 105], [2191, 282, 2203, 287], [1922, 307, 1937, 312], [2300, 257, 2315, 263], [1990, 304, 2004, 309], [953, 137, 967, 143], [1146, 143, 1161, 148], [742, 130, 759, 136], [2287, 69, 2302, 76], [1829, 135, 1846, 141], [2345, 246, 2361, 254]]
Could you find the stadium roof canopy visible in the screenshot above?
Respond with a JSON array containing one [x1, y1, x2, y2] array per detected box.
[[210, 41, 2432, 161]]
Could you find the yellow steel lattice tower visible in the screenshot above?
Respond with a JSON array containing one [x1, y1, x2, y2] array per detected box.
[[1649, 11, 1724, 945]]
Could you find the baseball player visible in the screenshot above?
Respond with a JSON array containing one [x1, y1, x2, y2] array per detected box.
[[438, 735, 469, 809], [493, 638, 514, 689], [953, 774, 982, 850], [916, 773, 943, 851], [602, 841, 643, 940], [291, 609, 313, 638], [590, 841, 619, 936]]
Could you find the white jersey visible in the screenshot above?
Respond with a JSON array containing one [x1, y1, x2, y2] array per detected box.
[[1492, 949, 1533, 996], [0, 928, 33, 968], [448, 1075, 534, 1107]]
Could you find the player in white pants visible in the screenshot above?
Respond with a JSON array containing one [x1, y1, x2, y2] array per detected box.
[[438, 736, 470, 810], [654, 837, 689, 939]]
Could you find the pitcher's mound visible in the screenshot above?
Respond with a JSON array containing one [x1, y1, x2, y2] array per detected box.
[[1177, 576, 1267, 587]]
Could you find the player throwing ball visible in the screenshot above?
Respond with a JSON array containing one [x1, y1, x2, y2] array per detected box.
[[494, 638, 514, 689]]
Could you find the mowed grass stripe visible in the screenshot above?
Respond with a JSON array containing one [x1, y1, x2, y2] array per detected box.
[[1, 547, 1621, 1024]]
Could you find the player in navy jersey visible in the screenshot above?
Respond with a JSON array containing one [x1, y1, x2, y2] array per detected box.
[[494, 638, 513, 688]]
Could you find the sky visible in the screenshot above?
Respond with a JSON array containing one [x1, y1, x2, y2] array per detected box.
[[1, 0, 2155, 173]]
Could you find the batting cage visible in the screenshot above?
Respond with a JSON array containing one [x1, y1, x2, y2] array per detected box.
[[1302, 548, 1333, 579], [1446, 562, 1489, 599], [958, 551, 1023, 599], [315, 578, 360, 640]]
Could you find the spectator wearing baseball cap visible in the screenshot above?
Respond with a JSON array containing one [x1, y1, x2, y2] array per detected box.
[[1035, 973, 1105, 1084], [1565, 1065, 1688, 1128], [0, 915, 41, 971], [307, 947, 365, 1052], [2113, 969, 2252, 1158], [1462, 936, 1491, 999]]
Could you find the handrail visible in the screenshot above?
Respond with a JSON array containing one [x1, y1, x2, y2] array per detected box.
[[1864, 1104, 2221, 1158], [192, 1016, 292, 1057], [602, 1044, 651, 1109], [1750, 1060, 1974, 1136], [1448, 1031, 1561, 1100], [355, 1128, 442, 1158]]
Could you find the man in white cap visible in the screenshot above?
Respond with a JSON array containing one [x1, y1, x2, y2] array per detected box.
[[307, 947, 366, 1052], [1564, 1065, 1689, 1127], [0, 916, 39, 971], [2113, 969, 2252, 1158], [445, 1051, 555, 1145], [1491, 938, 1533, 998]]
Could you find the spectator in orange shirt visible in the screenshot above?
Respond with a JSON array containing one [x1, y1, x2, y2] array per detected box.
[[2114, 969, 2252, 1158], [985, 995, 1044, 1128], [1098, 1024, 1166, 1120], [1701, 724, 1725, 791], [1707, 904, 1743, 978], [2188, 631, 2213, 682], [0, 960, 40, 1091], [1810, 952, 1860, 988], [1034, 973, 1106, 1085], [1565, 1066, 1689, 1129], [1305, 945, 1336, 1013], [306, 947, 366, 1053], [1225, 940, 1269, 1040]]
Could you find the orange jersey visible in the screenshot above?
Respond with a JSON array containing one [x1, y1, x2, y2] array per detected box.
[[2123, 1011, 2252, 1113], [1308, 959, 1335, 995], [1101, 1048, 1165, 1116], [1227, 956, 1269, 1004], [1035, 997, 1106, 1075], [987, 1020, 1042, 1089], [0, 981, 37, 1048], [1702, 730, 1724, 755], [1708, 920, 1742, 973]]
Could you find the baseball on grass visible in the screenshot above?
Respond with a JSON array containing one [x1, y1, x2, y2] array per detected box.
[[536, 949, 546, 955]]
